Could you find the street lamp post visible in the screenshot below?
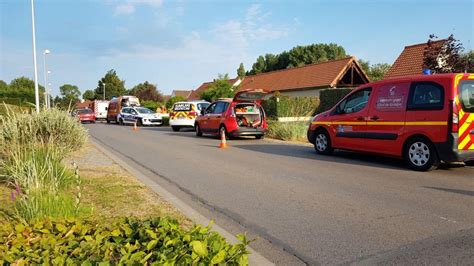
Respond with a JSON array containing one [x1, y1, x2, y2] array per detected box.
[[30, 0, 40, 113], [103, 83, 106, 100], [43, 49, 50, 109]]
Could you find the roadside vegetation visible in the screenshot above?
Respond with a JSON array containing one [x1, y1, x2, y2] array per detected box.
[[0, 107, 249, 264], [267, 121, 308, 142]]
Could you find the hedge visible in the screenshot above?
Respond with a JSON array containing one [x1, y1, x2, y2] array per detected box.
[[0, 217, 249, 265], [262, 96, 320, 118], [316, 88, 353, 113]]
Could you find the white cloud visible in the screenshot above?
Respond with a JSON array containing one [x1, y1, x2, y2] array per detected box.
[[114, 4, 135, 15], [114, 0, 163, 16]]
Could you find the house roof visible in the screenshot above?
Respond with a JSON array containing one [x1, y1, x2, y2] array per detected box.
[[384, 40, 446, 79], [239, 57, 369, 93], [188, 78, 239, 100], [76, 100, 93, 109], [171, 90, 192, 98]]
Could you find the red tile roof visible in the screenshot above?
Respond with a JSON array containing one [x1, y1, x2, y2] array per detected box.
[[188, 78, 239, 100], [384, 40, 446, 79], [239, 57, 368, 92], [76, 100, 93, 109]]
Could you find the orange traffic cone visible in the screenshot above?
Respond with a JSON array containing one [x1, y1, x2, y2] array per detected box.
[[219, 129, 227, 149], [133, 121, 138, 131]]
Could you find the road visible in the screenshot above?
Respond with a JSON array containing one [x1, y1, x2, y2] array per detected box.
[[86, 123, 474, 265]]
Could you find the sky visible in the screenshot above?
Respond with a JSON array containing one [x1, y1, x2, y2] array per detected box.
[[1, 0, 473, 97]]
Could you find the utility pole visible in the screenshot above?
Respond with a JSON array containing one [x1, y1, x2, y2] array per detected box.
[[103, 83, 106, 100], [43, 49, 50, 109], [30, 0, 40, 113]]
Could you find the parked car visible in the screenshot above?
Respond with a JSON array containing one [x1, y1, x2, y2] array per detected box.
[[74, 108, 96, 123], [107, 96, 140, 123], [307, 73, 474, 171], [169, 101, 210, 131], [195, 89, 268, 139], [117, 106, 163, 126]]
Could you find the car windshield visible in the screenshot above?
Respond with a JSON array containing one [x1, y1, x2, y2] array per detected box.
[[135, 107, 154, 114], [459, 80, 474, 112], [77, 109, 93, 114], [197, 103, 210, 110]]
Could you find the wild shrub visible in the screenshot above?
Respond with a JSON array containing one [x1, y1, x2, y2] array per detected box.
[[0, 217, 249, 265], [267, 121, 309, 141]]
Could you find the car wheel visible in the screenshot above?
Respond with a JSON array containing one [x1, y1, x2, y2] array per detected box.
[[314, 130, 333, 155], [256, 135, 264, 139], [195, 123, 203, 137], [404, 137, 439, 171], [119, 118, 124, 125], [172, 126, 180, 132], [137, 119, 143, 127]]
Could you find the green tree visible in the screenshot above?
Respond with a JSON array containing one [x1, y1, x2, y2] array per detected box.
[[166, 96, 187, 110], [249, 43, 347, 74], [0, 80, 7, 91], [94, 69, 126, 100], [237, 63, 246, 79], [5, 77, 45, 104], [461, 50, 474, 72], [358, 59, 391, 81], [82, 90, 95, 100], [199, 74, 235, 102], [129, 81, 164, 102], [55, 84, 81, 109]]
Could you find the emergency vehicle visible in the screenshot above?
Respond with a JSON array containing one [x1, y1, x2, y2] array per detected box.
[[106, 96, 140, 123], [307, 73, 474, 171], [169, 101, 209, 131]]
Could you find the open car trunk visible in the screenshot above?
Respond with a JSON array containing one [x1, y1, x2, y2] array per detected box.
[[234, 103, 264, 128]]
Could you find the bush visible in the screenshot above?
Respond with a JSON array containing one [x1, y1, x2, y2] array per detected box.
[[0, 217, 249, 265], [141, 100, 163, 112], [262, 95, 319, 118], [166, 96, 186, 110], [267, 121, 309, 141], [162, 116, 170, 126], [2, 145, 74, 193], [0, 108, 87, 158], [316, 88, 352, 114]]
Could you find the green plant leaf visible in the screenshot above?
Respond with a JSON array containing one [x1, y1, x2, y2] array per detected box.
[[210, 250, 226, 264], [191, 241, 208, 257]]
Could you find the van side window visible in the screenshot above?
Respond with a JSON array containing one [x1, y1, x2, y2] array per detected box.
[[408, 82, 444, 110], [335, 88, 372, 114]]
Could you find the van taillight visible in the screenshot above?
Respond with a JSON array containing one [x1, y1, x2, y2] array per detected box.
[[452, 101, 459, 133], [169, 112, 174, 117], [189, 111, 197, 116]]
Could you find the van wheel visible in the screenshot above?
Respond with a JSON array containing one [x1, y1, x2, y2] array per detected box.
[[314, 130, 333, 155], [106, 119, 110, 124], [404, 137, 439, 171], [256, 135, 264, 139], [172, 126, 180, 132], [195, 123, 202, 137], [119, 118, 124, 125]]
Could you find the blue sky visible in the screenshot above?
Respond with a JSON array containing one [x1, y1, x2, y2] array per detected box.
[[1, 0, 473, 96]]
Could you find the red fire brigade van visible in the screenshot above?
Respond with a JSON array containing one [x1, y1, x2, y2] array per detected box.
[[307, 73, 474, 171]]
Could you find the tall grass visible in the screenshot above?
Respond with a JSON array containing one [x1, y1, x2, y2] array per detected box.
[[267, 121, 309, 142], [2, 145, 74, 193], [0, 107, 87, 158], [0, 107, 88, 222]]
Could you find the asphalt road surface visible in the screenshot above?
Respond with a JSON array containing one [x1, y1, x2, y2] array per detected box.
[[86, 123, 474, 265]]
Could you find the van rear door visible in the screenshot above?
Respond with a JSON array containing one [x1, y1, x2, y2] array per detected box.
[[457, 75, 474, 150]]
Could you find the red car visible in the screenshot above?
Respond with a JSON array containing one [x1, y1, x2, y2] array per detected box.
[[307, 73, 474, 171], [195, 89, 268, 139], [75, 108, 96, 123]]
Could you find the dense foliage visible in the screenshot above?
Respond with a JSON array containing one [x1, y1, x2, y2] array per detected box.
[[267, 121, 308, 142], [0, 217, 249, 265], [54, 84, 81, 110], [0, 77, 45, 106], [423, 34, 474, 73], [358, 60, 391, 81], [316, 88, 353, 114], [94, 69, 126, 100], [82, 90, 95, 100], [199, 74, 236, 102], [248, 43, 347, 74], [129, 81, 165, 102], [166, 96, 187, 110], [262, 94, 320, 118]]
